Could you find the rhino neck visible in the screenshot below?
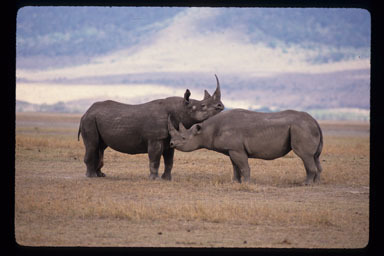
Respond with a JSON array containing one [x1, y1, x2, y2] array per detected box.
[[165, 97, 198, 129], [199, 123, 215, 150], [179, 115, 199, 129]]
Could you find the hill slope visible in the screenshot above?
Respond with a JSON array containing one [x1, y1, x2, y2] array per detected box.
[[16, 7, 370, 120], [17, 7, 370, 68]]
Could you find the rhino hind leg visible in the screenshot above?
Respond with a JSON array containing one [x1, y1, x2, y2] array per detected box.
[[81, 119, 107, 177], [82, 133, 101, 177], [299, 155, 319, 185], [229, 150, 250, 183], [313, 154, 322, 183], [95, 144, 107, 177], [290, 130, 322, 185], [84, 143, 107, 178], [84, 146, 100, 177]]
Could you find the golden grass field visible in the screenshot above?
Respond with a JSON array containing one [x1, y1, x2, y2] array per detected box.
[[15, 112, 369, 248]]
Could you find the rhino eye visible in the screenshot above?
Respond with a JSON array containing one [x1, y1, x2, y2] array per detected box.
[[201, 104, 207, 110], [182, 136, 186, 140]]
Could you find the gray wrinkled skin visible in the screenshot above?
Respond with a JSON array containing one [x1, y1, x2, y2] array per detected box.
[[78, 75, 224, 179], [168, 109, 323, 185]]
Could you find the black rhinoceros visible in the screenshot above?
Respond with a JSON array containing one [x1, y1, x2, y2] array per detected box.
[[78, 75, 224, 179], [168, 109, 323, 185]]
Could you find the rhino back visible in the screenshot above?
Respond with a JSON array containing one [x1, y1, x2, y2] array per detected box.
[[207, 109, 316, 159]]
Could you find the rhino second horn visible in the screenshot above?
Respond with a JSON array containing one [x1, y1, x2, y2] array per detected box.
[[179, 122, 187, 132], [168, 115, 177, 133], [203, 90, 211, 100]]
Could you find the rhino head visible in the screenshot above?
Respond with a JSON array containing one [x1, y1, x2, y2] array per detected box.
[[168, 115, 204, 152], [181, 74, 224, 126]]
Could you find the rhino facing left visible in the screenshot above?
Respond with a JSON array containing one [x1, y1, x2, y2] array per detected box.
[[77, 75, 224, 179]]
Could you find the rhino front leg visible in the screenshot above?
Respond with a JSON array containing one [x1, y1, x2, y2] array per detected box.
[[161, 147, 174, 181], [148, 140, 164, 180], [230, 158, 241, 183], [229, 150, 251, 183]]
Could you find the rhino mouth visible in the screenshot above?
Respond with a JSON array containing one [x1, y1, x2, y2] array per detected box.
[[215, 103, 224, 111], [215, 106, 224, 110]]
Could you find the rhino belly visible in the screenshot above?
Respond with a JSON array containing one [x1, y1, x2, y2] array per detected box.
[[108, 137, 148, 154], [248, 144, 291, 160], [101, 131, 148, 154], [245, 129, 291, 160]]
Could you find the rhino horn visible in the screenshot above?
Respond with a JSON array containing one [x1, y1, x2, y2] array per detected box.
[[203, 90, 211, 100], [168, 115, 178, 134], [213, 74, 221, 100], [179, 122, 187, 132]]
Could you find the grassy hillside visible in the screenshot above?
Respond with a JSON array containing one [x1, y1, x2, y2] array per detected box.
[[16, 7, 370, 120]]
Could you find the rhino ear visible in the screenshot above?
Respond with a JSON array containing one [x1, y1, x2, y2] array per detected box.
[[192, 124, 202, 135], [179, 122, 187, 133], [184, 89, 191, 105], [203, 90, 211, 100]]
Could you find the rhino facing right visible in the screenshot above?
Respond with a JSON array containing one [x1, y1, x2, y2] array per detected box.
[[168, 109, 323, 185]]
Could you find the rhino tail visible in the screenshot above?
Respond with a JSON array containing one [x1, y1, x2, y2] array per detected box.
[[314, 120, 323, 157], [77, 122, 81, 141], [313, 120, 323, 174]]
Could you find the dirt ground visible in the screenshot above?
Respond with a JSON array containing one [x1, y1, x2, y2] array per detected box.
[[14, 112, 370, 248]]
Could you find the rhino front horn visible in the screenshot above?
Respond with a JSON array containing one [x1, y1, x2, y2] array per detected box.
[[213, 74, 221, 100]]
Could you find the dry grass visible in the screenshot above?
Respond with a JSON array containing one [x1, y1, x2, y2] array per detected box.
[[15, 113, 369, 248]]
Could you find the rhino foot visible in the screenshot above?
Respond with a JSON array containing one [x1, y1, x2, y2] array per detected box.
[[149, 173, 159, 180], [96, 171, 106, 177], [86, 171, 97, 177], [303, 179, 315, 186], [86, 170, 106, 178], [161, 173, 172, 181], [232, 178, 241, 183], [303, 174, 321, 185]]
